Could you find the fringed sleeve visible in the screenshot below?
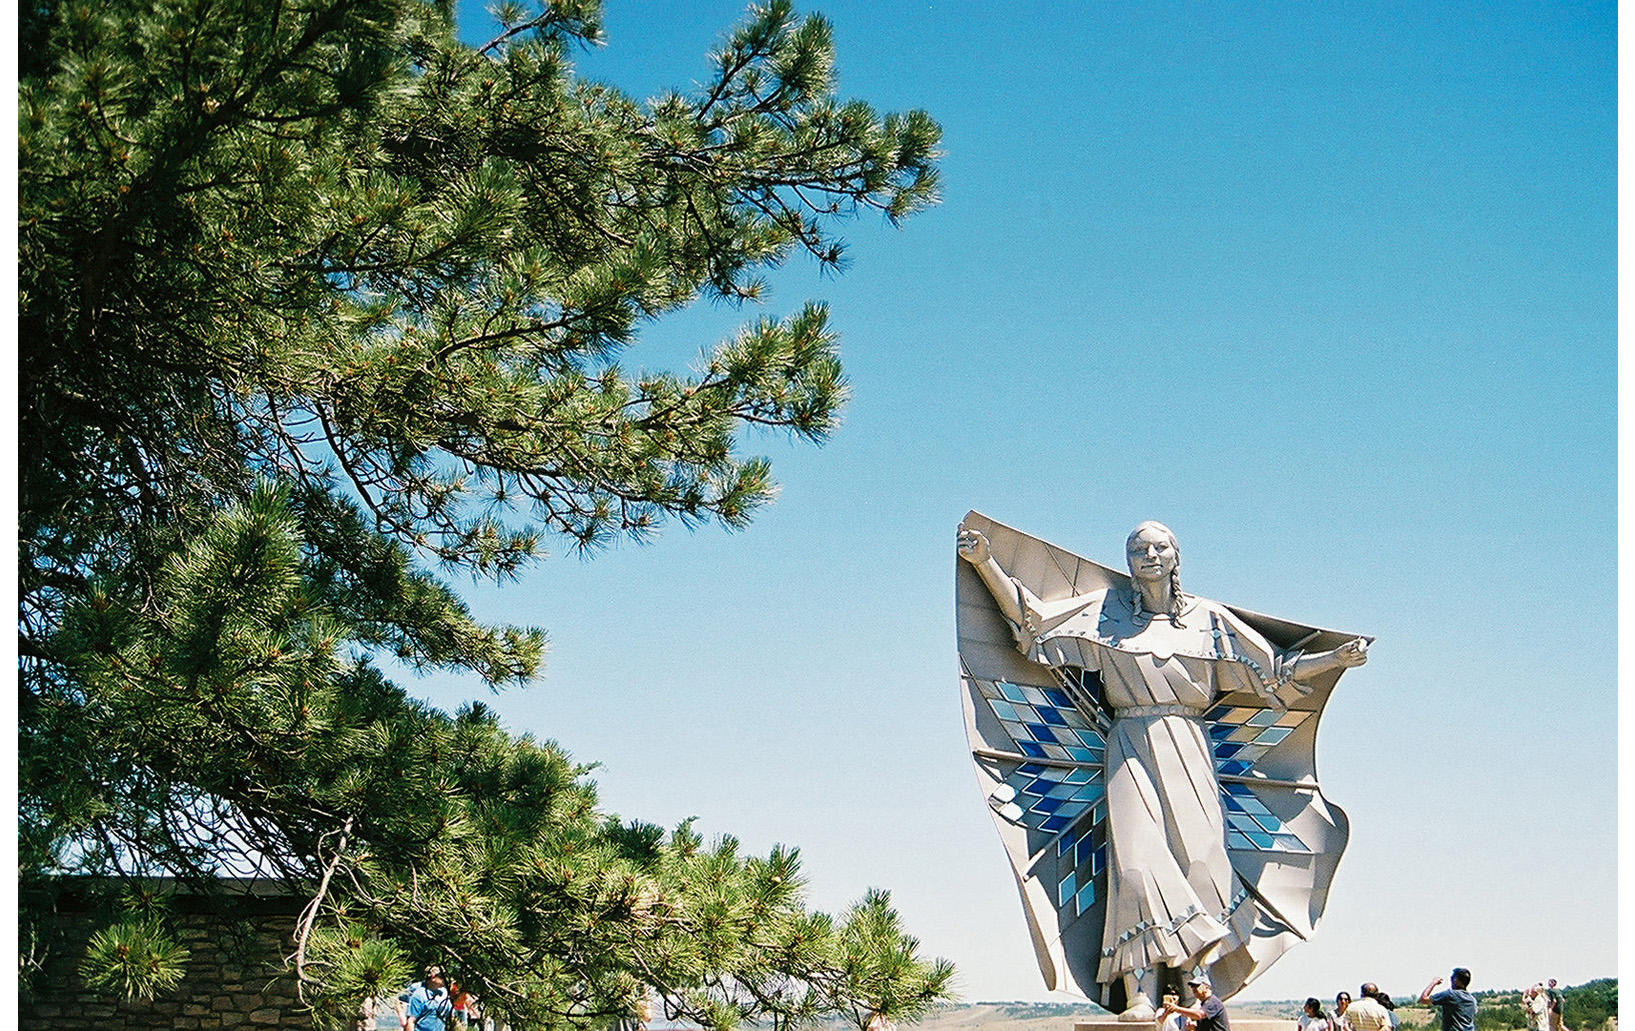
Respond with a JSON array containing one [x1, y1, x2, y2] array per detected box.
[[1207, 607, 1305, 709]]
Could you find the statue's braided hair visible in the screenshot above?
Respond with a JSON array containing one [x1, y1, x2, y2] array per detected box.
[[1126, 520, 1186, 627]]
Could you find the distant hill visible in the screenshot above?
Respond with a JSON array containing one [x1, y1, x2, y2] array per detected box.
[[897, 1002, 1111, 1031]]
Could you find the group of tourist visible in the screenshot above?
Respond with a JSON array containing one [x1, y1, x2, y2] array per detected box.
[[391, 965, 487, 1031], [1291, 968, 1474, 1031], [385, 966, 661, 1031], [1408, 968, 1570, 1031], [1148, 975, 1405, 1031], [1143, 975, 1399, 1031], [1295, 980, 1402, 1031], [1524, 979, 1571, 1031], [1150, 965, 1557, 1031], [382, 962, 1567, 1031], [1290, 968, 1568, 1031]]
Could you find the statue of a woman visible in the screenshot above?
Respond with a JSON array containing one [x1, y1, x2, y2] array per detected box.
[[956, 516, 1367, 1018]]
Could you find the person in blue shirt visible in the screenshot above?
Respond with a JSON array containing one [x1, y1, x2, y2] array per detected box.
[[1419, 968, 1476, 1031], [398, 965, 454, 1031]]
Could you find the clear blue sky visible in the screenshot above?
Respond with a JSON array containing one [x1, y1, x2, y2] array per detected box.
[[424, 0, 1617, 1005]]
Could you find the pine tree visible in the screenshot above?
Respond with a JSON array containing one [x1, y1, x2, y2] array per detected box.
[[19, 0, 950, 1025]]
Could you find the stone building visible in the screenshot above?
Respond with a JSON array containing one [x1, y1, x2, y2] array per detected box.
[[24, 877, 320, 1030]]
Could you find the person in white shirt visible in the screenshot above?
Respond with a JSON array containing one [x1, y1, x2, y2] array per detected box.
[[1524, 984, 1550, 1031], [1298, 998, 1332, 1031]]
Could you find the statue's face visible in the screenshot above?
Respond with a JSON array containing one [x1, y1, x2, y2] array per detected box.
[[1126, 527, 1178, 583]]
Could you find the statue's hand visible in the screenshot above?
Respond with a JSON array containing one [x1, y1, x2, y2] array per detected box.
[[1334, 637, 1369, 668], [956, 526, 991, 564]]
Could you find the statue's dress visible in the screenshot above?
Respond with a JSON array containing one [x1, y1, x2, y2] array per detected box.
[[1017, 588, 1286, 985], [956, 513, 1356, 1007]]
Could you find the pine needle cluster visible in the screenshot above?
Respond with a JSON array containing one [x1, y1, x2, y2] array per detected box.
[[19, 0, 949, 1025]]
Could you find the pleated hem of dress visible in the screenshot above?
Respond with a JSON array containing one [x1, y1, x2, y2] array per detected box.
[[1095, 891, 1260, 984], [1097, 908, 1226, 983]]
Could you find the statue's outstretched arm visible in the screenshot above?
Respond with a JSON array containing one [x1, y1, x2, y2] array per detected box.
[[958, 524, 1108, 644], [956, 525, 1039, 631], [1286, 637, 1371, 682]]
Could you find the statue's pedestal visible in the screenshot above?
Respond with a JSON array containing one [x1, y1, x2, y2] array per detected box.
[[1076, 1019, 1290, 1031]]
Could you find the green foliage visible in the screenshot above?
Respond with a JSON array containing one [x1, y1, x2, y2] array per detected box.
[[304, 928, 414, 1030], [19, 0, 939, 574], [79, 914, 191, 998], [32, 482, 955, 1026], [19, 0, 947, 1025], [1474, 1003, 1524, 1030], [1562, 979, 1617, 1028]]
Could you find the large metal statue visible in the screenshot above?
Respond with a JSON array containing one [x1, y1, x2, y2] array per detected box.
[[956, 513, 1369, 1019]]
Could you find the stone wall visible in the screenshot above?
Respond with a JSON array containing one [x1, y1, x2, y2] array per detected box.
[[25, 881, 316, 1030]]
